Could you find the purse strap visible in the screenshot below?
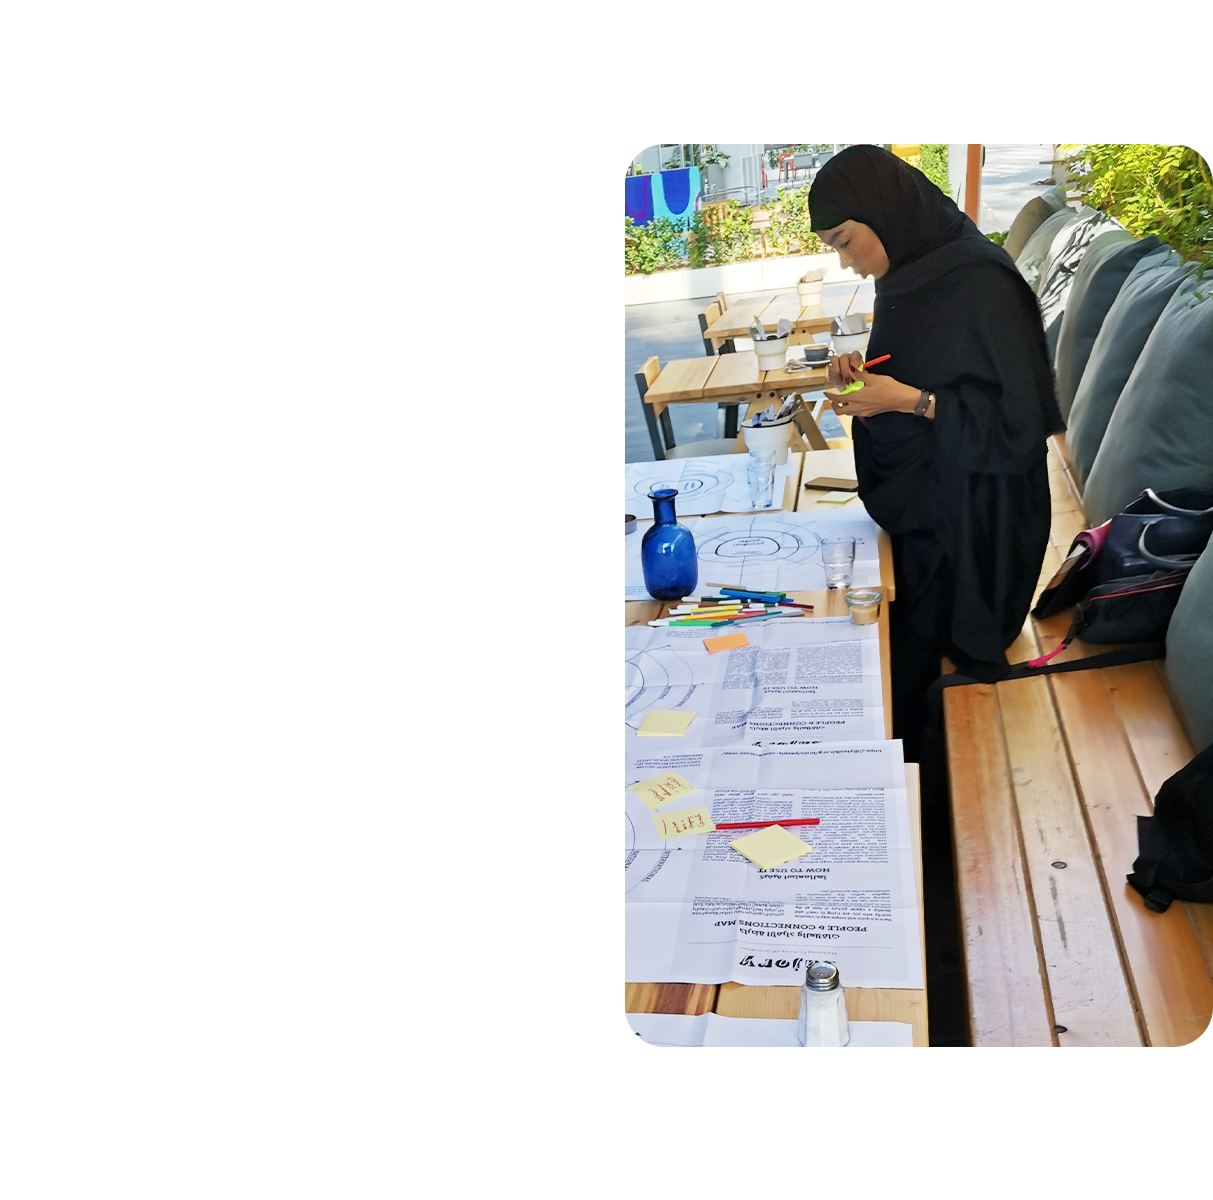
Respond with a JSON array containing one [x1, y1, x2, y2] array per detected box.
[[1137, 523, 1202, 572], [1143, 487, 1213, 517]]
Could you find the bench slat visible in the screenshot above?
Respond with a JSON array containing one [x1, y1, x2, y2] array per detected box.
[[995, 676, 1142, 1045], [945, 684, 1055, 1045], [1047, 669, 1213, 1045]]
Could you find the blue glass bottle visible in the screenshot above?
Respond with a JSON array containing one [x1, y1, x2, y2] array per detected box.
[[641, 488, 698, 600]]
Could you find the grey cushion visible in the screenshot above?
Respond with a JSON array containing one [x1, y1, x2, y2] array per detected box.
[[1016, 208, 1079, 292], [1067, 246, 1192, 484], [1053, 231, 1162, 419], [1004, 184, 1068, 260], [1083, 277, 1213, 524], [1165, 544, 1213, 752], [1036, 214, 1124, 360]]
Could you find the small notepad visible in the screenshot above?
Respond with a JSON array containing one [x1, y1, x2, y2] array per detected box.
[[652, 806, 716, 839], [704, 631, 749, 653], [628, 771, 696, 811], [817, 491, 857, 504], [729, 824, 812, 870], [637, 710, 696, 737]]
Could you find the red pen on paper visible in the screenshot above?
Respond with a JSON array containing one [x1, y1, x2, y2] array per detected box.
[[714, 818, 821, 830]]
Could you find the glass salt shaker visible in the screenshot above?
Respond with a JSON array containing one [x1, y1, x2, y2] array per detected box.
[[797, 961, 850, 1047]]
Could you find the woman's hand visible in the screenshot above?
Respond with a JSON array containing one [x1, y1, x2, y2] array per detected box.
[[824, 356, 923, 419], [825, 351, 865, 390]]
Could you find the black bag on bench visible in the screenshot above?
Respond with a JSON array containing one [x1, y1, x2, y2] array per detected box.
[[1127, 744, 1213, 913], [1033, 486, 1213, 619]]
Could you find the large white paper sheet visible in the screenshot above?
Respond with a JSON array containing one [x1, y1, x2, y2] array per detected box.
[[625, 616, 885, 745], [625, 510, 879, 600], [625, 453, 797, 517], [623, 741, 923, 990], [626, 1011, 914, 1047]]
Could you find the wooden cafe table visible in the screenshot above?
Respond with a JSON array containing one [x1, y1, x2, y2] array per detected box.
[[641, 355, 836, 460], [624, 484, 927, 1044], [704, 296, 876, 347]]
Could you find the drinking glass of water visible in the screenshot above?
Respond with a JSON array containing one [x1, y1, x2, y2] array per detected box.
[[747, 451, 776, 509], [821, 536, 855, 588]]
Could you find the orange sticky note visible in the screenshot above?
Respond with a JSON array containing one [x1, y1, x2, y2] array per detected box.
[[704, 631, 750, 653]]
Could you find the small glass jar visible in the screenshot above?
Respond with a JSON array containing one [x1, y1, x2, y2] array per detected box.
[[845, 588, 882, 625], [797, 961, 850, 1047]]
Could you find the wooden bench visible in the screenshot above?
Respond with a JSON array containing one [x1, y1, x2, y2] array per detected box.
[[944, 435, 1213, 1046]]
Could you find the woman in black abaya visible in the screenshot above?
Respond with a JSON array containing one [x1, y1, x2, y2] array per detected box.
[[808, 146, 1064, 762]]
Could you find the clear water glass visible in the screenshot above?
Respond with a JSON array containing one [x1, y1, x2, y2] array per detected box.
[[747, 451, 775, 509], [821, 536, 855, 589]]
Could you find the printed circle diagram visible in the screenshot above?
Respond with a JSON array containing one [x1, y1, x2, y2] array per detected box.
[[696, 517, 821, 565], [625, 647, 699, 731], [628, 468, 732, 502]]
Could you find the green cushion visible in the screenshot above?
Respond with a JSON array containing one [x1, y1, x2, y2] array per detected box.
[[1004, 184, 1068, 260], [1067, 246, 1192, 484], [1016, 208, 1079, 292], [1166, 544, 1213, 752], [1083, 277, 1213, 524], [1053, 232, 1162, 419]]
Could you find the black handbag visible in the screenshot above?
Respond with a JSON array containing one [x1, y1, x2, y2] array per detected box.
[[1033, 487, 1213, 619], [1127, 743, 1213, 912], [1097, 487, 1213, 582]]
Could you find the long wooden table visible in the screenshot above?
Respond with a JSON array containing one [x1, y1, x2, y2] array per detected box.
[[944, 437, 1213, 1046], [705, 297, 875, 344], [624, 507, 927, 1044]]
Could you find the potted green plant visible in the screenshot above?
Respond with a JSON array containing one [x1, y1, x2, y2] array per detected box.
[[700, 144, 730, 193]]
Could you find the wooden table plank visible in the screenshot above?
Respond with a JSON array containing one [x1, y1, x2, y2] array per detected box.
[[712, 763, 928, 1045], [644, 356, 720, 403], [705, 300, 783, 340], [994, 675, 1141, 1045], [945, 683, 1056, 1046], [1047, 668, 1213, 1045], [758, 298, 802, 330], [699, 351, 763, 398], [625, 982, 717, 1015]]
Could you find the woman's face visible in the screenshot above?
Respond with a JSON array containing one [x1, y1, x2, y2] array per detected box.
[[816, 221, 890, 279]]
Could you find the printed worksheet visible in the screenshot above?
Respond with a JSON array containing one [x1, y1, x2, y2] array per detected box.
[[625, 453, 797, 518], [625, 1011, 914, 1047], [625, 509, 879, 600], [622, 741, 923, 990], [625, 616, 885, 745]]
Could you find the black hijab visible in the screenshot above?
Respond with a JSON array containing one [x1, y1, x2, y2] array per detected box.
[[809, 145, 968, 273]]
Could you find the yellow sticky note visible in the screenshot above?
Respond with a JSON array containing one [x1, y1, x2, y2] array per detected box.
[[818, 490, 857, 504], [637, 710, 696, 737], [652, 806, 716, 839], [704, 631, 749, 653], [628, 771, 696, 810], [729, 824, 812, 870]]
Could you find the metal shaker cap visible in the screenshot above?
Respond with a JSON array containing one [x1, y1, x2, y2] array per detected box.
[[805, 962, 840, 991]]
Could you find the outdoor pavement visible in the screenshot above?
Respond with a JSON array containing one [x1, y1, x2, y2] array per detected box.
[[625, 144, 1058, 463]]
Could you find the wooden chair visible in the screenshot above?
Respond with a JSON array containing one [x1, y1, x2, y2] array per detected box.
[[750, 208, 773, 258], [697, 302, 741, 441], [716, 291, 728, 314], [634, 355, 675, 460], [666, 438, 737, 460], [697, 302, 724, 355]]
